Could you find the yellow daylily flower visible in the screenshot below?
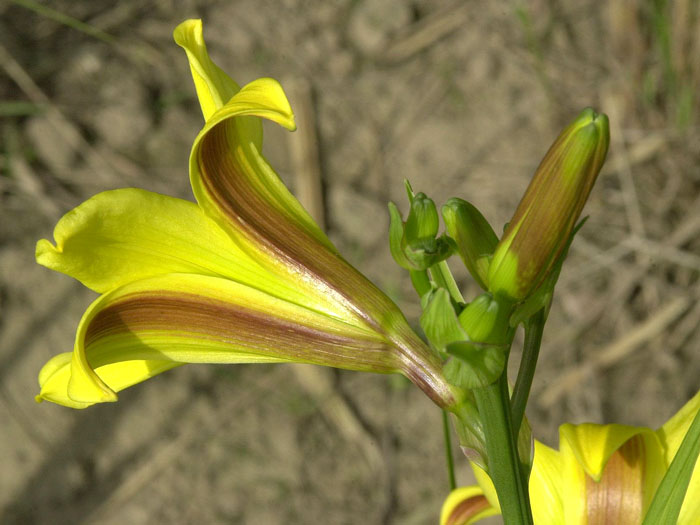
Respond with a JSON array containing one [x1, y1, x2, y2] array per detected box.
[[441, 389, 700, 524], [35, 19, 458, 410]]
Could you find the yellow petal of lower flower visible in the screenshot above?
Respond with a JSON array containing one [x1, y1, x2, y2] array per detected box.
[[440, 486, 498, 525], [173, 19, 240, 121], [658, 389, 700, 464], [40, 272, 406, 406], [468, 442, 566, 524], [560, 423, 646, 482], [471, 463, 499, 511], [530, 440, 565, 524], [560, 423, 666, 523]]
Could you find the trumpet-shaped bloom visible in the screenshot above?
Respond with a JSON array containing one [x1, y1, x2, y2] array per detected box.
[[440, 389, 700, 524], [35, 19, 457, 409]]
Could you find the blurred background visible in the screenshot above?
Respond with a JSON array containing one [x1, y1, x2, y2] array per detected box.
[[1, 0, 699, 523]]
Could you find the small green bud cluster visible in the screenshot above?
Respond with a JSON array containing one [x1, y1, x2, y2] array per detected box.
[[388, 107, 609, 392], [389, 183, 454, 271], [386, 107, 609, 478]]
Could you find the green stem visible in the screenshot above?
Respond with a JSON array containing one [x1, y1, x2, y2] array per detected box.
[[442, 409, 456, 490], [511, 308, 545, 435], [409, 270, 432, 298], [431, 261, 464, 303], [474, 373, 533, 525]]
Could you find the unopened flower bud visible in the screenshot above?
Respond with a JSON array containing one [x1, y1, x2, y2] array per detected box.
[[488, 108, 610, 301], [406, 192, 440, 240], [444, 293, 510, 389], [442, 198, 498, 290]]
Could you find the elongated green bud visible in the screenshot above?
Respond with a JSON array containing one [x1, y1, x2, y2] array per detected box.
[[406, 192, 439, 240], [488, 108, 610, 301], [442, 198, 498, 290]]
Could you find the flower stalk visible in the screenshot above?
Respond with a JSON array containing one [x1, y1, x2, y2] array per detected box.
[[473, 373, 533, 525], [510, 307, 545, 436]]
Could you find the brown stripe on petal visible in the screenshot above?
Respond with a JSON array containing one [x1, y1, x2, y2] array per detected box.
[[196, 122, 456, 408], [446, 494, 491, 525], [586, 434, 645, 525], [84, 291, 399, 373], [502, 135, 598, 296], [197, 122, 400, 327], [394, 328, 456, 409]]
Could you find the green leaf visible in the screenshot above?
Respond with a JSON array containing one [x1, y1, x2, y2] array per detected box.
[[642, 406, 700, 524]]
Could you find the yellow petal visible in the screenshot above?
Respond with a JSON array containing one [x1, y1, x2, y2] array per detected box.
[[173, 19, 240, 121], [190, 78, 337, 263], [440, 486, 498, 525], [37, 272, 403, 407], [36, 189, 281, 295], [184, 67, 452, 407], [678, 456, 700, 525], [530, 440, 565, 524], [467, 441, 566, 524], [560, 423, 666, 523], [175, 22, 449, 384], [189, 83, 408, 326], [658, 389, 700, 464], [560, 423, 645, 482], [559, 432, 588, 524], [37, 352, 181, 409], [471, 462, 499, 511]]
